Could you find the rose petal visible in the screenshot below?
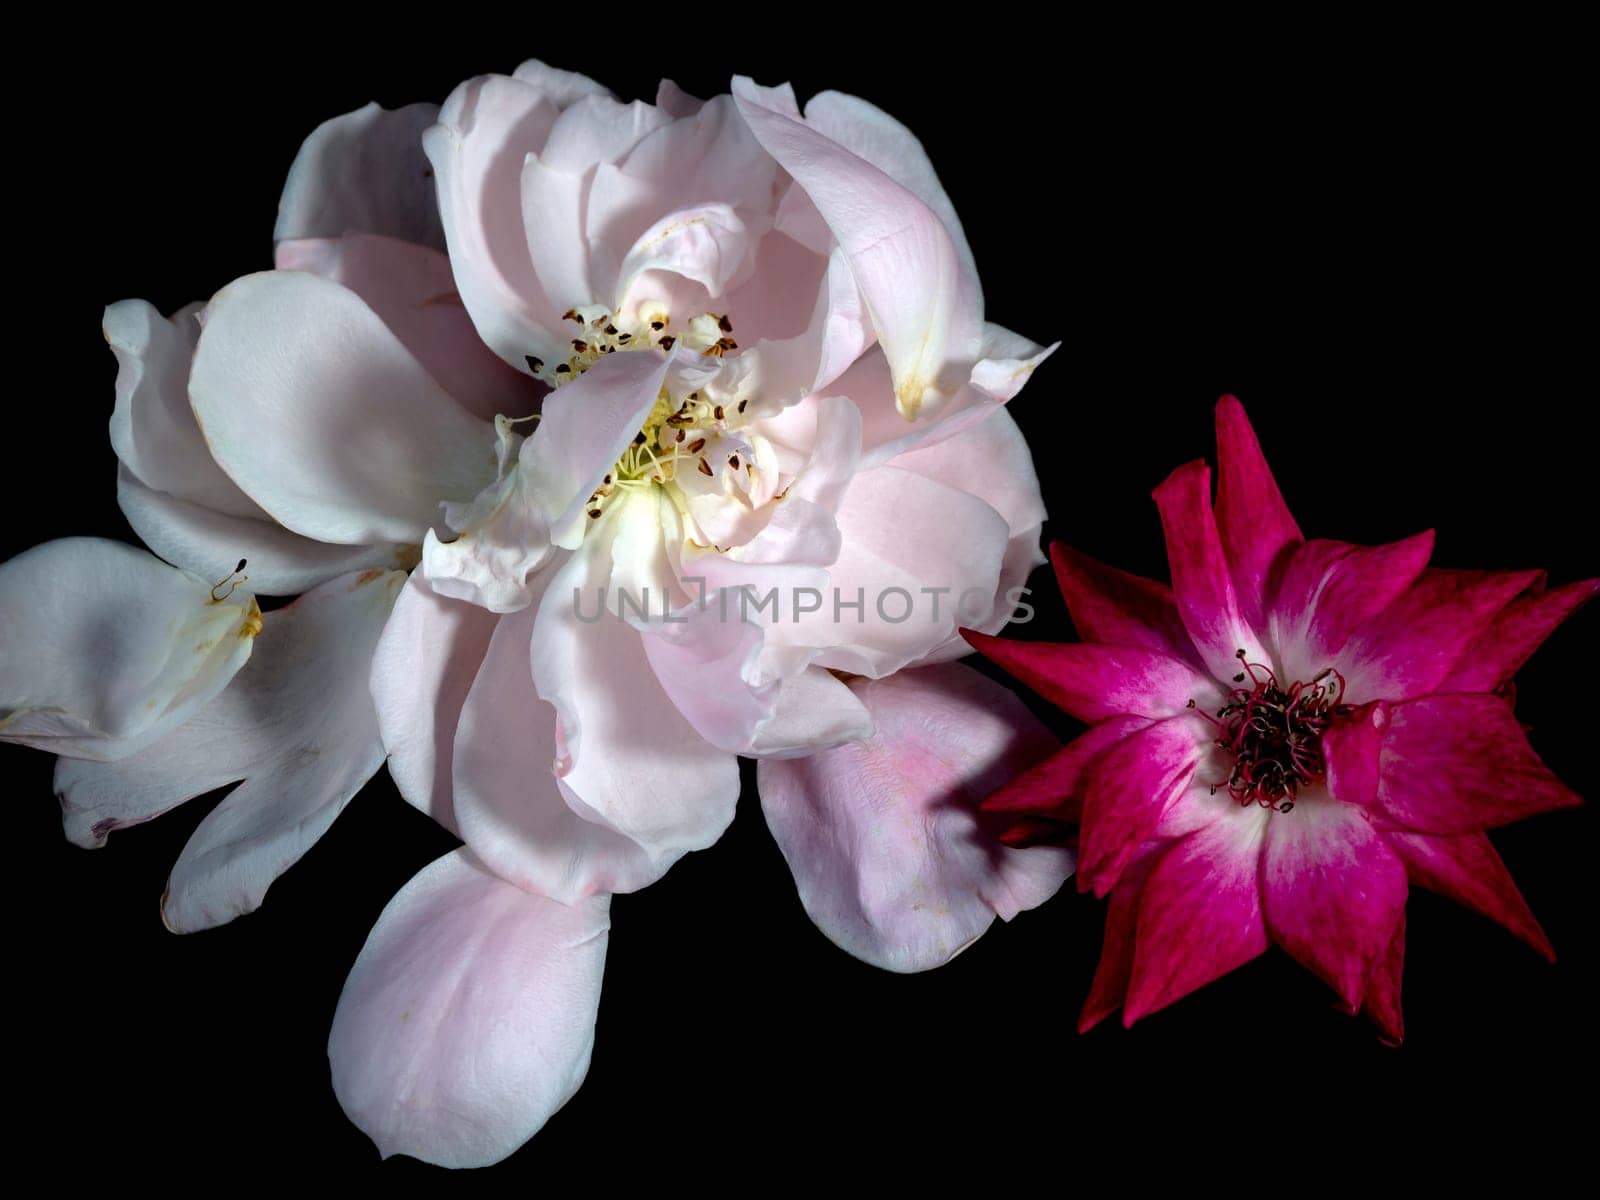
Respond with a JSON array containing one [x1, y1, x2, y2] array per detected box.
[[1078, 716, 1206, 896], [1049, 541, 1198, 664], [1439, 576, 1600, 693], [1213, 395, 1302, 630], [1385, 830, 1554, 960]]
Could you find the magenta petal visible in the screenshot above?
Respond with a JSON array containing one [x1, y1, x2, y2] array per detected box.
[[1385, 830, 1555, 960], [1050, 542, 1199, 665], [1361, 910, 1406, 1046], [980, 713, 1153, 826], [1262, 799, 1408, 1012], [1214, 396, 1302, 631], [1152, 459, 1270, 683], [1322, 702, 1386, 809], [1123, 809, 1269, 1024], [1270, 532, 1434, 677], [1375, 694, 1582, 833], [962, 631, 1223, 723], [1079, 717, 1203, 897], [1079, 846, 1160, 1033], [1440, 576, 1600, 693], [1338, 567, 1542, 702]]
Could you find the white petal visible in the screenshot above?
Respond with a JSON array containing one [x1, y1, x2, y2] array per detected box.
[[732, 78, 982, 420], [190, 270, 495, 546], [329, 848, 609, 1168], [425, 75, 567, 368], [1, 538, 257, 760], [531, 513, 738, 860], [758, 662, 1072, 972], [274, 102, 444, 251], [748, 665, 874, 759], [54, 569, 403, 933], [511, 60, 614, 108], [453, 603, 661, 901], [274, 234, 539, 423], [614, 202, 755, 314], [119, 467, 408, 597], [370, 571, 499, 834]]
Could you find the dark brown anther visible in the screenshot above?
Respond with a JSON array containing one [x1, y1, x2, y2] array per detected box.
[[526, 355, 543, 373], [572, 339, 588, 352], [729, 454, 740, 470], [650, 320, 665, 331], [555, 364, 571, 374], [633, 432, 647, 445], [605, 323, 618, 335], [618, 333, 632, 343], [697, 457, 714, 476], [713, 405, 725, 420], [563, 309, 581, 323], [686, 438, 707, 453], [603, 474, 612, 485], [737, 399, 748, 413], [718, 313, 733, 332], [588, 508, 603, 519], [675, 430, 686, 443], [659, 335, 676, 350]]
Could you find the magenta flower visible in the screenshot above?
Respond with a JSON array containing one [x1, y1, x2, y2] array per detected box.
[[965, 396, 1594, 1041]]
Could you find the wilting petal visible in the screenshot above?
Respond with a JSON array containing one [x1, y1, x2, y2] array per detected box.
[[1078, 716, 1206, 896], [531, 516, 738, 861], [733, 78, 981, 420], [105, 299, 261, 518], [1213, 395, 1301, 630], [1439, 576, 1600, 692], [274, 234, 538, 423], [1385, 830, 1554, 959], [118, 469, 406, 597], [425, 75, 565, 368], [190, 271, 495, 546], [747, 665, 874, 758], [2, 538, 256, 760], [453, 605, 660, 902], [757, 663, 1073, 972], [1361, 910, 1407, 1046], [1153, 460, 1271, 683], [370, 572, 499, 833], [1270, 533, 1434, 683], [1123, 807, 1269, 1024], [981, 714, 1154, 832], [1049, 542, 1198, 664], [1261, 797, 1408, 1011], [1337, 567, 1543, 702], [329, 848, 609, 1168], [274, 101, 444, 251], [56, 569, 402, 933], [1374, 694, 1580, 833], [962, 632, 1224, 724]]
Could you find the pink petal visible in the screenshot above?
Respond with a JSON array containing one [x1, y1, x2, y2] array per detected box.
[[1078, 717, 1205, 897], [1213, 395, 1301, 630], [756, 663, 1073, 973], [1374, 694, 1581, 833], [1152, 459, 1271, 684], [1261, 797, 1408, 1011], [328, 849, 609, 1168], [1123, 807, 1269, 1024], [1269, 532, 1435, 682], [1321, 701, 1386, 809], [980, 713, 1154, 827], [1385, 830, 1554, 960], [1337, 567, 1543, 702], [1439, 576, 1600, 692], [274, 234, 538, 422], [274, 101, 444, 251], [510, 59, 614, 108], [1361, 910, 1407, 1046], [732, 77, 981, 420], [453, 604, 662, 901], [1079, 847, 1162, 1032], [370, 572, 499, 834], [962, 632, 1224, 724], [1049, 542, 1198, 663]]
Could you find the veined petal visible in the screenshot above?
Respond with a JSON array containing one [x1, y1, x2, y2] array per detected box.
[[329, 849, 609, 1168], [453, 604, 661, 902], [1261, 796, 1408, 1011], [1153, 459, 1271, 683], [962, 632, 1225, 724], [1385, 830, 1554, 960], [1374, 694, 1581, 833], [757, 663, 1072, 973], [190, 270, 495, 546], [274, 102, 444, 251], [56, 569, 403, 934], [1213, 395, 1301, 630], [732, 78, 982, 421], [1078, 716, 1206, 897], [1439, 576, 1600, 692], [2, 538, 257, 761], [1123, 807, 1270, 1024], [370, 571, 499, 834]]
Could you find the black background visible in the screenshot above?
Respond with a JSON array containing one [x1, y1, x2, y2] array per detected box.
[[8, 26, 1593, 1180]]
